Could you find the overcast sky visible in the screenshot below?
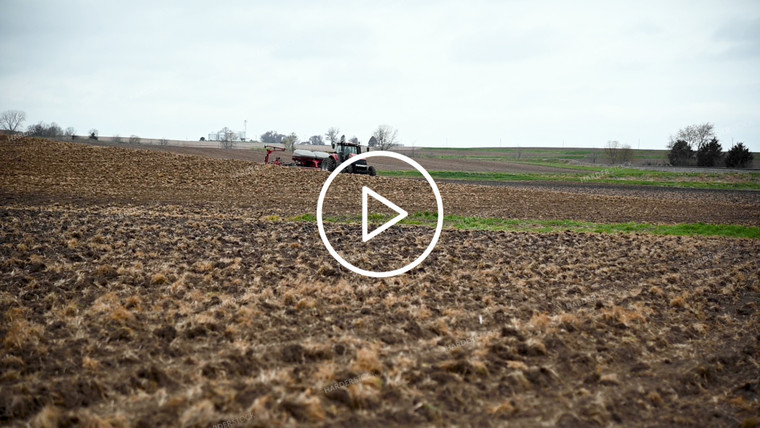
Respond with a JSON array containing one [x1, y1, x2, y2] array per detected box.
[[1, 0, 758, 150]]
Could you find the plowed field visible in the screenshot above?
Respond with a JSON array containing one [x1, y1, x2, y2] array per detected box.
[[2, 139, 759, 225], [1, 137, 759, 427]]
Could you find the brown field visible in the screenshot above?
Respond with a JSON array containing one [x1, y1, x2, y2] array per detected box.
[[3, 139, 759, 225], [65, 139, 580, 174], [1, 137, 759, 427]]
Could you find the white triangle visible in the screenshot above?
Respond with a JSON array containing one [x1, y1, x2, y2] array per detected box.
[[362, 186, 408, 242]]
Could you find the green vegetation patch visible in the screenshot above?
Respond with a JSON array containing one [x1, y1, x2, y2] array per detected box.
[[379, 170, 550, 181], [378, 169, 760, 190], [289, 212, 760, 239]]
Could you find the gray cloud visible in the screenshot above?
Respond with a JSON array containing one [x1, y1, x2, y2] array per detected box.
[[1, 0, 758, 151], [713, 17, 760, 60], [451, 28, 559, 64]]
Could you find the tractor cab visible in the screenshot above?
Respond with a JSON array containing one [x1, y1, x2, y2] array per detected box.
[[330, 137, 376, 176], [336, 141, 361, 162]]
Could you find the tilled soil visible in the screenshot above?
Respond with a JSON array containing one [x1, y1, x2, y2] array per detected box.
[[72, 140, 586, 174], [0, 204, 758, 427], [433, 178, 760, 202], [2, 138, 759, 225], [1, 137, 759, 427]]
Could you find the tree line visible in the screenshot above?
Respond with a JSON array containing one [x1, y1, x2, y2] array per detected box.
[[667, 123, 753, 168], [248, 124, 399, 152], [0, 109, 403, 153], [3, 109, 752, 168], [1, 109, 114, 142], [0, 109, 80, 139], [600, 123, 753, 168]]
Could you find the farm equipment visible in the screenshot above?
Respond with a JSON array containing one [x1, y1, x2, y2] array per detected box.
[[264, 145, 286, 166], [265, 140, 377, 176]]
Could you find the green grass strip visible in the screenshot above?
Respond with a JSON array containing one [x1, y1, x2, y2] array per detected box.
[[288, 212, 760, 239], [377, 169, 760, 191]]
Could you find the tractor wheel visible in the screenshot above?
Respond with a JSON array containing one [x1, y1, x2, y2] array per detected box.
[[344, 164, 354, 174], [368, 166, 377, 176], [322, 157, 336, 172]]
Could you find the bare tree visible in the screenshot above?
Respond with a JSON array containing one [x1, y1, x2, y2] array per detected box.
[[129, 135, 141, 144], [308, 135, 324, 145], [668, 123, 715, 150], [605, 140, 633, 164], [89, 129, 99, 140], [604, 140, 621, 164], [620, 144, 633, 164], [283, 132, 298, 152], [113, 134, 123, 143], [64, 127, 76, 139], [0, 110, 26, 133], [372, 124, 399, 150], [349, 136, 360, 144], [219, 127, 237, 149], [159, 138, 169, 146], [325, 127, 340, 147]]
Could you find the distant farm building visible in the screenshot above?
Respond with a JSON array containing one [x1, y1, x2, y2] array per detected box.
[[207, 130, 246, 141]]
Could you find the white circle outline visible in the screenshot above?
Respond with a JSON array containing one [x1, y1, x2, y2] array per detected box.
[[317, 151, 444, 278]]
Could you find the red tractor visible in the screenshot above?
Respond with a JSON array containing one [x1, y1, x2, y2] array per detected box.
[[265, 139, 377, 176]]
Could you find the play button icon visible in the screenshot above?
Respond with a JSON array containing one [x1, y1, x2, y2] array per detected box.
[[362, 186, 408, 242], [317, 151, 444, 278]]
